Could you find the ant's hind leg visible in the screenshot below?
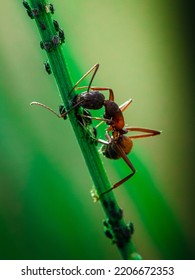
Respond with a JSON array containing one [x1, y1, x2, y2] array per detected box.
[[99, 143, 136, 198], [90, 87, 114, 101], [125, 127, 161, 139]]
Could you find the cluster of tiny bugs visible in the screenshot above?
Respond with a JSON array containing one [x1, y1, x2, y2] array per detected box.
[[23, 1, 66, 93], [31, 64, 161, 198], [23, 1, 65, 72]]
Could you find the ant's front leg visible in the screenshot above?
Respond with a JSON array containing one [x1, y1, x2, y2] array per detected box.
[[78, 113, 112, 124], [76, 108, 94, 126], [76, 109, 99, 145]]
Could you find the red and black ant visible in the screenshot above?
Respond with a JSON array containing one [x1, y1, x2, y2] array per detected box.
[[31, 64, 161, 198], [67, 63, 132, 136], [31, 64, 131, 134]]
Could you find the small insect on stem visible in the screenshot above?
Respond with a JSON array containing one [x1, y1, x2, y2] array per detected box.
[[23, 0, 34, 19], [53, 20, 59, 31], [44, 62, 52, 74], [58, 28, 65, 44]]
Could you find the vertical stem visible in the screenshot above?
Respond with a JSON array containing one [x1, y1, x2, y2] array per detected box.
[[24, 0, 141, 260]]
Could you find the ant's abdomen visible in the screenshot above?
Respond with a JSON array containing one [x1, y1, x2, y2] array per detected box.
[[119, 136, 133, 154], [102, 136, 133, 160], [101, 143, 120, 160]]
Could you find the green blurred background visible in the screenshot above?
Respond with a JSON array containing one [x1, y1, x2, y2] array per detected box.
[[0, 0, 194, 259]]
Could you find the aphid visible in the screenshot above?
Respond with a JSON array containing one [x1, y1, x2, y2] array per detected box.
[[53, 20, 59, 31], [23, 0, 30, 10], [44, 41, 52, 52], [127, 222, 134, 235], [27, 9, 34, 19], [40, 41, 44, 49], [52, 35, 60, 47], [44, 62, 52, 74], [96, 127, 160, 198], [32, 8, 39, 17], [49, 3, 55, 14], [58, 28, 65, 43], [23, 0, 34, 19]]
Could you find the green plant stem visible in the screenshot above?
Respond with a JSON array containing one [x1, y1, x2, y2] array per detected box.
[[26, 0, 141, 260]]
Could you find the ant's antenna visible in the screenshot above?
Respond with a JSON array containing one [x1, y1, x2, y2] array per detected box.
[[87, 64, 99, 92], [30, 102, 61, 118], [68, 64, 100, 96]]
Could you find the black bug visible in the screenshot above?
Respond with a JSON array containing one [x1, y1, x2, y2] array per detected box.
[[23, 0, 30, 10], [52, 35, 60, 47], [53, 20, 59, 31], [44, 41, 52, 52], [40, 41, 44, 49], [58, 28, 65, 44], [32, 8, 39, 17], [23, 0, 34, 19], [49, 3, 55, 14], [44, 62, 52, 74]]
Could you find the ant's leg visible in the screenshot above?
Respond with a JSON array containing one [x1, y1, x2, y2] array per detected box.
[[59, 100, 84, 119], [125, 127, 161, 139], [119, 99, 133, 112], [76, 86, 114, 101], [90, 87, 114, 101], [79, 114, 111, 123], [69, 64, 99, 96], [95, 131, 112, 145], [99, 143, 136, 198]]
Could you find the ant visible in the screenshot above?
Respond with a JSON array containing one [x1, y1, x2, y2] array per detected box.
[[31, 64, 161, 199], [31, 63, 131, 134]]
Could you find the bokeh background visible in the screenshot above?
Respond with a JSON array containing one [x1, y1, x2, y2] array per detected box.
[[0, 0, 195, 259]]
